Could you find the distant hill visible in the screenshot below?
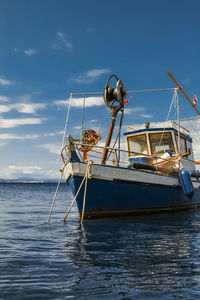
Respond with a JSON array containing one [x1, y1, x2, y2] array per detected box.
[[0, 177, 60, 183]]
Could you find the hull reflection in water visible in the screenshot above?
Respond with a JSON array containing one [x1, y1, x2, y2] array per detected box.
[[64, 211, 200, 297]]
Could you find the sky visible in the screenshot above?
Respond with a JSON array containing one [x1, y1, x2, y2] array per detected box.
[[1, 0, 200, 180]]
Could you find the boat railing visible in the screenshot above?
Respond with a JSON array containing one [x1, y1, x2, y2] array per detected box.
[[60, 140, 183, 172], [61, 141, 130, 166]]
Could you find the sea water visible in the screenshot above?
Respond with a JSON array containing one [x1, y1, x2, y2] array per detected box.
[[1, 183, 200, 299]]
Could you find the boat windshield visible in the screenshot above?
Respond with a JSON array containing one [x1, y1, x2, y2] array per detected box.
[[127, 134, 148, 156], [149, 132, 174, 154]]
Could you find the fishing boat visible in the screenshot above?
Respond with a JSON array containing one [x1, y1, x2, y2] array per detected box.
[[60, 73, 200, 220]]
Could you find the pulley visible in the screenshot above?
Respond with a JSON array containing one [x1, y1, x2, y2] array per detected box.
[[104, 74, 127, 116]]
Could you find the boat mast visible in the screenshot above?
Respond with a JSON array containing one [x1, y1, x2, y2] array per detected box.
[[167, 72, 200, 116], [176, 88, 181, 153], [101, 75, 126, 165]]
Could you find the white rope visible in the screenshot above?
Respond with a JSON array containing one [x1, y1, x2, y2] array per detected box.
[[81, 171, 88, 225], [180, 116, 199, 121], [166, 88, 178, 121], [48, 165, 66, 222], [63, 160, 92, 223], [158, 89, 178, 148], [63, 174, 86, 222]]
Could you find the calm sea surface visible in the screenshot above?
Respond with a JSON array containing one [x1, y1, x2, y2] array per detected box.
[[1, 183, 200, 299]]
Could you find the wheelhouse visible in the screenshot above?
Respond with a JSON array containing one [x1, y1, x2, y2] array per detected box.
[[124, 121, 194, 167]]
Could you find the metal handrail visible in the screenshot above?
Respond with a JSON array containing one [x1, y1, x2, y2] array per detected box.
[[61, 141, 183, 164]]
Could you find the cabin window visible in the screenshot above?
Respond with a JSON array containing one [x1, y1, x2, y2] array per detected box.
[[127, 134, 148, 156], [175, 135, 187, 154], [149, 132, 174, 154]]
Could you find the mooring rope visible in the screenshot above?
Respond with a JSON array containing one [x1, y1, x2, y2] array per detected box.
[[48, 164, 66, 222], [63, 175, 86, 222], [64, 160, 92, 223]]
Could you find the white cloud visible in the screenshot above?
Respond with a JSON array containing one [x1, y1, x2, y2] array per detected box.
[[54, 97, 104, 108], [87, 69, 108, 78], [0, 105, 10, 113], [72, 125, 82, 130], [15, 103, 46, 113], [69, 68, 110, 84], [0, 102, 46, 114], [0, 95, 10, 102], [8, 165, 41, 174], [0, 118, 43, 128], [39, 143, 61, 154], [0, 77, 14, 86], [124, 107, 145, 114], [0, 131, 63, 140], [0, 164, 60, 179], [43, 130, 64, 137], [24, 49, 37, 56], [140, 114, 153, 118], [53, 99, 68, 107], [0, 133, 39, 140], [52, 32, 72, 52]]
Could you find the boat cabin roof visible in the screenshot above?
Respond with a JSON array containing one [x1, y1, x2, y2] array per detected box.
[[124, 121, 192, 143]]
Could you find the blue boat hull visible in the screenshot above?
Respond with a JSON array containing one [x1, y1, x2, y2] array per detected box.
[[68, 175, 200, 218]]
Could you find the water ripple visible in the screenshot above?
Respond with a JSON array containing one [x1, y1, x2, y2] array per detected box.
[[1, 183, 200, 299]]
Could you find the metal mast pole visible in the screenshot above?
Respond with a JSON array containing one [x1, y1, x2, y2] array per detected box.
[[167, 72, 200, 116], [176, 89, 181, 153]]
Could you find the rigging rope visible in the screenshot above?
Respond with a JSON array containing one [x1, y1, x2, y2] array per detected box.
[[180, 106, 199, 135], [63, 174, 86, 222], [158, 89, 178, 148], [56, 94, 72, 163], [81, 166, 89, 225], [48, 164, 66, 222], [63, 160, 92, 223]]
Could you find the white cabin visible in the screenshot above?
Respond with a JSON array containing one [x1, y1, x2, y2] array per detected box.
[[124, 121, 195, 172]]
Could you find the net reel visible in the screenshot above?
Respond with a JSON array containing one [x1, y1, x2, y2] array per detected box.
[[79, 129, 101, 161]]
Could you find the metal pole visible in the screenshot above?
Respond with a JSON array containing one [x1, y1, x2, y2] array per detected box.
[[81, 96, 86, 138], [167, 72, 200, 116], [176, 89, 181, 153], [101, 117, 116, 164], [70, 88, 176, 97]]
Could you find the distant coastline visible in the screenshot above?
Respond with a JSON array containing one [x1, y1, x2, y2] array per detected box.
[[0, 178, 59, 183]]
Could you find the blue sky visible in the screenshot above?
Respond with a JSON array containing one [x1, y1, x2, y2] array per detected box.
[[1, 0, 200, 179]]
